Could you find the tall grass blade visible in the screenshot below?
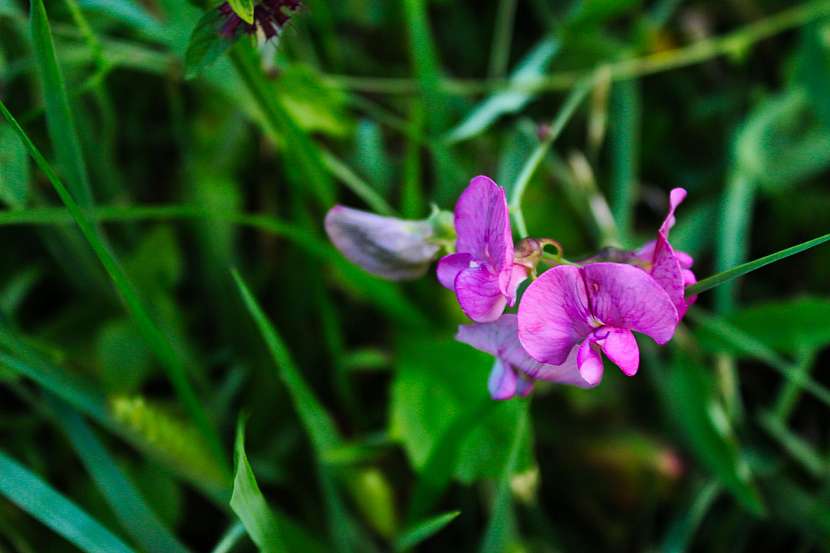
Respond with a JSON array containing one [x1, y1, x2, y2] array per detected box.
[[230, 417, 287, 553], [395, 511, 460, 552], [51, 399, 192, 553], [687, 232, 830, 297], [0, 99, 227, 472], [0, 449, 136, 553]]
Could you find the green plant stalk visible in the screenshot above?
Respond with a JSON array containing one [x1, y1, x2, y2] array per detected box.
[[0, 99, 228, 475], [687, 232, 830, 296], [509, 75, 596, 237], [487, 0, 518, 79], [322, 0, 830, 96]]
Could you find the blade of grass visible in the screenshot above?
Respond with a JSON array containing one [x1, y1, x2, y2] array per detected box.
[[230, 417, 287, 553], [320, 150, 394, 216], [608, 78, 639, 245], [0, 99, 228, 472], [0, 204, 428, 326], [660, 481, 720, 553], [229, 44, 334, 206], [478, 402, 529, 553], [232, 270, 340, 452], [508, 74, 596, 237], [211, 522, 245, 553], [50, 398, 192, 553], [687, 232, 830, 297], [395, 511, 460, 552], [772, 347, 817, 421], [687, 308, 830, 410], [0, 449, 136, 553], [758, 412, 826, 477], [30, 0, 93, 206], [233, 270, 357, 552], [487, 0, 517, 79]]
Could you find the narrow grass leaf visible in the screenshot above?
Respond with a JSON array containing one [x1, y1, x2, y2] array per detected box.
[[0, 100, 226, 472], [665, 353, 765, 516], [232, 270, 340, 452], [0, 449, 136, 553], [687, 308, 830, 410], [447, 36, 560, 143], [479, 403, 529, 553], [30, 0, 93, 207], [608, 78, 639, 244], [0, 123, 29, 208], [660, 481, 720, 553], [758, 412, 825, 477], [51, 400, 191, 553], [688, 232, 830, 297], [395, 511, 460, 552], [230, 418, 287, 553]]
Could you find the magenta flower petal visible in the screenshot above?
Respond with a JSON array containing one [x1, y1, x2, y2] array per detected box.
[[454, 176, 513, 270], [577, 339, 604, 386], [455, 266, 507, 323], [436, 253, 471, 289], [456, 315, 594, 390], [517, 265, 594, 366], [498, 263, 529, 306], [599, 327, 639, 376], [325, 205, 439, 280], [488, 360, 518, 400], [581, 263, 679, 344], [659, 188, 687, 236]]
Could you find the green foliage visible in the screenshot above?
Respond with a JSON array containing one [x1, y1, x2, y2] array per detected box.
[[1, 0, 830, 550], [230, 417, 287, 553], [665, 354, 765, 516], [0, 449, 136, 553]]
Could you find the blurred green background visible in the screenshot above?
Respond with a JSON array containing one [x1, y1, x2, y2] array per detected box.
[[1, 0, 830, 551]]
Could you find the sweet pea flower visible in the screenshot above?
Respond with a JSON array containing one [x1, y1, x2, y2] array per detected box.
[[458, 314, 595, 399], [634, 188, 697, 319], [518, 263, 679, 386], [325, 206, 442, 280], [437, 176, 529, 322]]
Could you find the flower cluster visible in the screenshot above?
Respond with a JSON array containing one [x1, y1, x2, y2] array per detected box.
[[218, 0, 301, 39], [325, 176, 696, 400]]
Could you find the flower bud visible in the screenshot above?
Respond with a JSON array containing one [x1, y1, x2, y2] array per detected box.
[[324, 206, 441, 280]]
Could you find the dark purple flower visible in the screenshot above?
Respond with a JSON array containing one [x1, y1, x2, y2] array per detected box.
[[518, 263, 678, 386], [324, 206, 441, 280], [219, 0, 301, 39], [437, 176, 529, 323], [457, 314, 594, 400]]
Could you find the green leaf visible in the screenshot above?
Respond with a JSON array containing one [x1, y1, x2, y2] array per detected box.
[[227, 0, 254, 24], [390, 336, 533, 485], [446, 37, 560, 143], [665, 354, 765, 516], [0, 100, 227, 475], [0, 123, 28, 208], [796, 21, 830, 130], [660, 481, 720, 553], [479, 404, 529, 553], [688, 232, 830, 297], [51, 400, 191, 553], [394, 511, 460, 552], [230, 417, 287, 553], [0, 449, 136, 553], [736, 89, 830, 192], [185, 9, 237, 79], [232, 269, 341, 453], [608, 78, 639, 244], [695, 297, 830, 355], [29, 0, 93, 207]]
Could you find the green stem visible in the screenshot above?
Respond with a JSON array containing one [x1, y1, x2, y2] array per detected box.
[[322, 1, 830, 96], [687, 232, 830, 297], [487, 0, 518, 79], [509, 75, 596, 237]]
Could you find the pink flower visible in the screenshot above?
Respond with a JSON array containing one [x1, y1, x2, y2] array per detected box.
[[517, 263, 679, 386], [437, 176, 529, 322], [457, 315, 594, 400], [634, 188, 697, 319]]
